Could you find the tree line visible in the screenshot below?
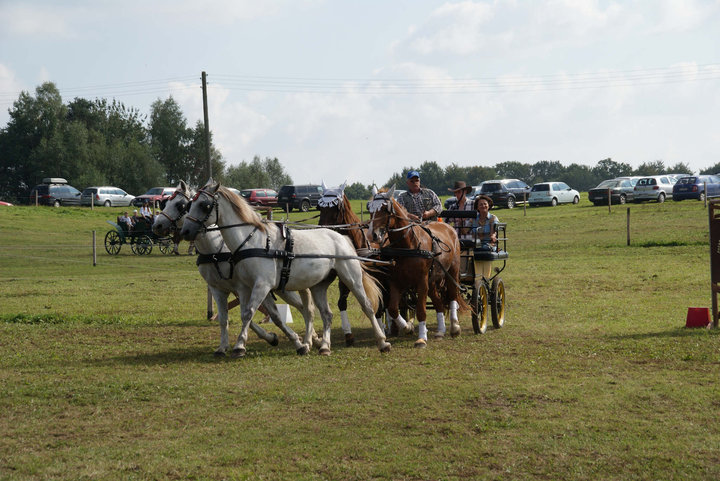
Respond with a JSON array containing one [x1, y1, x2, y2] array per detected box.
[[2, 82, 718, 203]]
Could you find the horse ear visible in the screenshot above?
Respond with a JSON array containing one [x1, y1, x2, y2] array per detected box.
[[322, 180, 327, 192], [209, 183, 220, 193], [387, 185, 396, 199], [371, 185, 378, 196], [340, 180, 347, 192], [178, 180, 186, 191]]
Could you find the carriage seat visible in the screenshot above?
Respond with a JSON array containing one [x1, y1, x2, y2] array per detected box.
[[473, 248, 508, 261]]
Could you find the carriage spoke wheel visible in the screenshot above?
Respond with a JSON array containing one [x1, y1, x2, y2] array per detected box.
[[491, 277, 506, 328], [158, 238, 172, 255], [132, 235, 153, 255], [471, 281, 489, 334], [104, 230, 122, 255]]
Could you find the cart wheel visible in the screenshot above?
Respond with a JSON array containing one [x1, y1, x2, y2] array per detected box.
[[132, 235, 153, 255], [158, 238, 173, 255], [471, 281, 489, 334], [104, 230, 122, 255], [491, 277, 506, 328]]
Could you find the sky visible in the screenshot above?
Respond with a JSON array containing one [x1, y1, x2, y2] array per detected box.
[[1, 0, 720, 187]]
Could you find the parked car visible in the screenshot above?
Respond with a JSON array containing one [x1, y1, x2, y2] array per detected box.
[[81, 186, 135, 207], [588, 178, 636, 205], [240, 188, 278, 207], [28, 178, 82, 207], [479, 179, 531, 209], [528, 182, 580, 206], [132, 187, 176, 207], [393, 189, 406, 199], [632, 176, 677, 203], [277, 184, 323, 212], [672, 175, 720, 201], [444, 184, 483, 209]]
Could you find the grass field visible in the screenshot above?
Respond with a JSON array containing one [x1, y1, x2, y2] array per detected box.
[[1, 198, 719, 480]]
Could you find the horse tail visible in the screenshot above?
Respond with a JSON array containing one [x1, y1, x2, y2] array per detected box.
[[361, 264, 382, 314]]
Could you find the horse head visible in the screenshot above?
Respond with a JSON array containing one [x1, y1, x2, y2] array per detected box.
[[180, 181, 220, 241], [153, 180, 194, 236], [318, 181, 347, 225], [366, 185, 401, 244]]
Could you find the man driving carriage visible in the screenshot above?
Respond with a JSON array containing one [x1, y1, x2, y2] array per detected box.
[[397, 170, 442, 222]]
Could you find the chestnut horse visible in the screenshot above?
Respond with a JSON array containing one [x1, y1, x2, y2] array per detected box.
[[317, 183, 413, 346], [366, 185, 465, 348]]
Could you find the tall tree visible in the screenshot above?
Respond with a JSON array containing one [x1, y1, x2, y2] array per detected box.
[[149, 97, 192, 185], [224, 156, 291, 190], [592, 158, 632, 180], [634, 160, 666, 175], [496, 161, 532, 183]]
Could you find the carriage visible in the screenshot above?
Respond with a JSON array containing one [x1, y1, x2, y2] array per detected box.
[[438, 209, 508, 334], [104, 216, 174, 255]]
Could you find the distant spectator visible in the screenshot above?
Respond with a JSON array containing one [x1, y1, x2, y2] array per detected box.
[[446, 180, 474, 238], [140, 201, 153, 220], [119, 211, 134, 231]]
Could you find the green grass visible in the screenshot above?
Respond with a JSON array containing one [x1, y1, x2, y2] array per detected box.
[[1, 199, 720, 480]]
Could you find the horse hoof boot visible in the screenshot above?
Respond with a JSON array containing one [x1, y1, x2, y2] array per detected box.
[[230, 348, 246, 358], [296, 345, 310, 356], [414, 339, 427, 349], [319, 347, 331, 356], [450, 325, 461, 338], [379, 342, 392, 353], [269, 333, 279, 347], [213, 350, 227, 357], [434, 331, 445, 340], [344, 333, 355, 347]]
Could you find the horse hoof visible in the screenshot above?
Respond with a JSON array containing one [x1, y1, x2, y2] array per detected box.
[[344, 333, 355, 347], [296, 345, 310, 356], [414, 339, 427, 349], [404, 322, 415, 336], [379, 342, 392, 353], [213, 350, 226, 357], [268, 333, 279, 347], [450, 327, 461, 338], [319, 348, 331, 356], [230, 348, 246, 358], [434, 332, 445, 340]]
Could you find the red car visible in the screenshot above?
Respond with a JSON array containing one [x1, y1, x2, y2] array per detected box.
[[240, 188, 278, 207], [132, 187, 176, 207]]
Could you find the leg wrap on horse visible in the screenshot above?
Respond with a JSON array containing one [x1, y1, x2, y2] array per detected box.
[[418, 321, 428, 341], [449, 300, 459, 322], [436, 311, 446, 335], [392, 314, 408, 330], [340, 310, 352, 335]]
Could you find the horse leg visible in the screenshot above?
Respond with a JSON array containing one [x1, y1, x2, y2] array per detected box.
[[309, 284, 334, 356], [446, 263, 462, 337], [276, 288, 318, 351], [428, 282, 447, 340], [342, 268, 391, 353], [387, 285, 414, 336], [414, 281, 430, 348], [260, 295, 309, 355], [338, 282, 354, 346], [210, 287, 230, 356]]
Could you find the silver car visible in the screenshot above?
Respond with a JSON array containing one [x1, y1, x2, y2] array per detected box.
[[81, 186, 135, 207], [632, 175, 677, 203], [528, 182, 580, 206]]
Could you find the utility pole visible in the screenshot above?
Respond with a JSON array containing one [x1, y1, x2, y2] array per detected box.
[[202, 71, 212, 181]]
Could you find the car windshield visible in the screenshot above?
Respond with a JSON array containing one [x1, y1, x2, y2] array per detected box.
[[531, 184, 549, 191], [481, 183, 501, 193], [596, 180, 619, 188], [240, 190, 252, 198], [677, 177, 696, 184]]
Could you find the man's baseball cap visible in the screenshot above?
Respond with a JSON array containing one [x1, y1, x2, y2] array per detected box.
[[406, 170, 420, 179]]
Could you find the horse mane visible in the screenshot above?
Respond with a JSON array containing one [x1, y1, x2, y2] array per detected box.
[[216, 185, 267, 233]]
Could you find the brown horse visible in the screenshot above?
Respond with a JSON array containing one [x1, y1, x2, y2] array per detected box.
[[366, 186, 465, 348], [318, 184, 412, 345]]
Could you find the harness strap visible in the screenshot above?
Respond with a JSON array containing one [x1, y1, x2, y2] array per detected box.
[[379, 246, 436, 259], [196, 252, 234, 280], [279, 226, 294, 291]]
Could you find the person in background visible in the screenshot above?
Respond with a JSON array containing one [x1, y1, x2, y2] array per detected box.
[[471, 194, 499, 279], [140, 201, 153, 220], [446, 180, 474, 239], [397, 170, 442, 222], [131, 209, 143, 225], [119, 211, 134, 231]]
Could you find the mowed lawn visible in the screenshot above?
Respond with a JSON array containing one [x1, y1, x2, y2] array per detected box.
[[1, 199, 719, 481]]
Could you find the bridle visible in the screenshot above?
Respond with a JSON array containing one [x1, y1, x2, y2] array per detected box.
[[157, 190, 192, 231], [184, 188, 219, 231]]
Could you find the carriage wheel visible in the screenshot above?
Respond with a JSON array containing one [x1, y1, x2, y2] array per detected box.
[[104, 230, 122, 255], [471, 281, 489, 334], [132, 235, 153, 255], [491, 277, 506, 328], [158, 238, 173, 255]]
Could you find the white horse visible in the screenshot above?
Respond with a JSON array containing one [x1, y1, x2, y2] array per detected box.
[[153, 181, 317, 356], [180, 181, 390, 355]]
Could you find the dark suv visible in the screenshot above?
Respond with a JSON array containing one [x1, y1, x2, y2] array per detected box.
[[277, 184, 323, 212], [479, 179, 531, 208], [28, 178, 82, 207]]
